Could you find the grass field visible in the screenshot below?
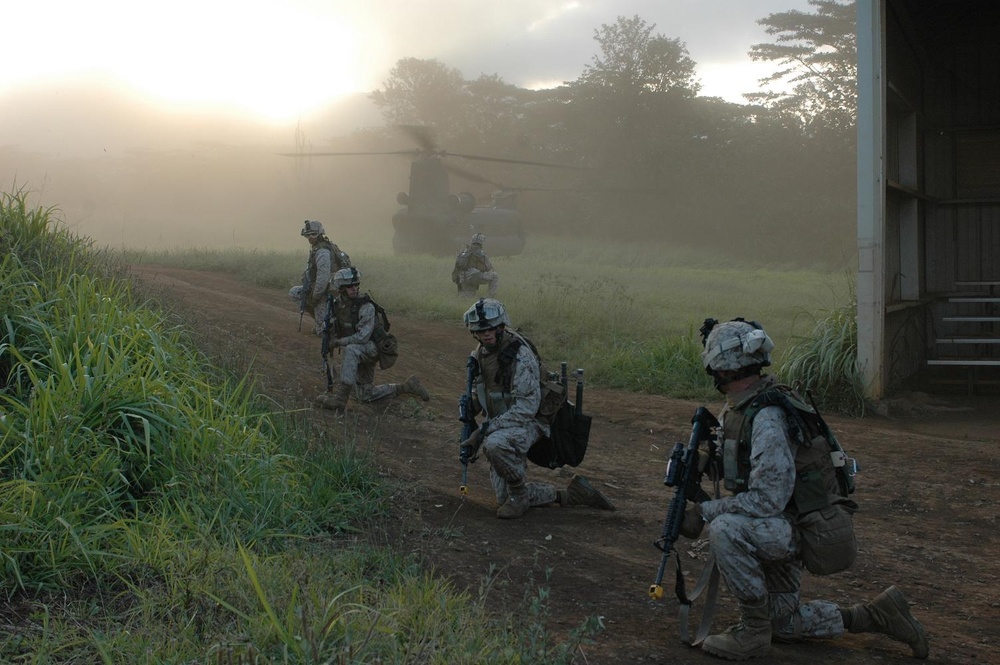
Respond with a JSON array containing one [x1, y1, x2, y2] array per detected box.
[[133, 236, 856, 404]]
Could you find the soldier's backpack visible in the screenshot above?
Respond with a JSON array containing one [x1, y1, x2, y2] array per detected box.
[[740, 386, 859, 575], [495, 330, 591, 469], [361, 294, 398, 370]]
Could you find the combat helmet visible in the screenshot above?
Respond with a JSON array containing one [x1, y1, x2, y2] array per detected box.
[[701, 318, 775, 374], [333, 267, 361, 290], [470, 232, 486, 246], [463, 298, 510, 332], [301, 220, 326, 237]]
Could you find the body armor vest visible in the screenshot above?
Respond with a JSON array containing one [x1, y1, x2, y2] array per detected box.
[[720, 377, 852, 518], [333, 295, 372, 338], [475, 331, 520, 419]]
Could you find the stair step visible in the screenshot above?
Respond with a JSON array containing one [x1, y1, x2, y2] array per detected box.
[[942, 316, 1000, 322], [947, 296, 1000, 303], [935, 338, 1000, 344], [928, 359, 1000, 366]]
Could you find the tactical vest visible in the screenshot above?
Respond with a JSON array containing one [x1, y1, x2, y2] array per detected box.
[[333, 295, 380, 339], [719, 377, 855, 518], [309, 239, 351, 289], [474, 330, 565, 423], [475, 331, 519, 419]]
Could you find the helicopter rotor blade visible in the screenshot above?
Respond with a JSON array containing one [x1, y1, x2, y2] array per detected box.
[[444, 152, 590, 170], [276, 149, 421, 158], [395, 124, 439, 153]]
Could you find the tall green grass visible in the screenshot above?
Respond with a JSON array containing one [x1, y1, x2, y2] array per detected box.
[[2, 188, 597, 662], [135, 236, 854, 405]]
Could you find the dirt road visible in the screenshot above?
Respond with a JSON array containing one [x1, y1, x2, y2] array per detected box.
[[134, 264, 1000, 665]]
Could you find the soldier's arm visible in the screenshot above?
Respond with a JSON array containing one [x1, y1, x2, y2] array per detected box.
[[485, 344, 541, 433], [700, 406, 796, 521], [313, 249, 332, 300]]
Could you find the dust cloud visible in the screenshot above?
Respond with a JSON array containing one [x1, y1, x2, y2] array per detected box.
[[0, 79, 406, 253]]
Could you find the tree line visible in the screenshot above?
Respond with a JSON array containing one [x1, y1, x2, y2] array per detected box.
[[360, 1, 857, 265]]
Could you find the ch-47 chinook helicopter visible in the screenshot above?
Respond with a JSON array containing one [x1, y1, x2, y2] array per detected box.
[[280, 126, 588, 257]]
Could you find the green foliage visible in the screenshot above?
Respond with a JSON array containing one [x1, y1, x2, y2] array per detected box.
[[748, 0, 857, 139], [779, 281, 869, 416]]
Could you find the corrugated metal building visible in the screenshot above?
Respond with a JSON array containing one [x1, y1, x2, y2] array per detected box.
[[856, 0, 1000, 398]]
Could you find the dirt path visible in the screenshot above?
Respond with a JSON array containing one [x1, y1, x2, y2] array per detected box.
[[133, 264, 1000, 665]]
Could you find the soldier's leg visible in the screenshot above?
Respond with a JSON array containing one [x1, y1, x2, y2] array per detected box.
[[312, 297, 328, 336], [352, 352, 396, 403], [483, 426, 556, 519], [701, 513, 796, 659], [481, 271, 500, 297], [765, 560, 844, 641]]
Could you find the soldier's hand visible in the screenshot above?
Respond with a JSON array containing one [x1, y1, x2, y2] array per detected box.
[[679, 502, 705, 539], [460, 429, 484, 461]]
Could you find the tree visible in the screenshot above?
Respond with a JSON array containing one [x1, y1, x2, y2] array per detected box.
[[369, 58, 468, 141], [746, 0, 857, 139], [579, 15, 699, 96]]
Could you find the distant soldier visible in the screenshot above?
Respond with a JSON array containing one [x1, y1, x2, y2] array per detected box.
[[452, 232, 499, 297], [289, 220, 351, 335], [315, 267, 430, 414]]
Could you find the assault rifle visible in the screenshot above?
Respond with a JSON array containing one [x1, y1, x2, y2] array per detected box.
[[458, 356, 479, 496], [320, 294, 338, 392], [298, 271, 311, 333], [649, 406, 721, 644]]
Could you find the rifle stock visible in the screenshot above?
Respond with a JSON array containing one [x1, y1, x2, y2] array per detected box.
[[458, 356, 479, 495], [649, 406, 720, 601]]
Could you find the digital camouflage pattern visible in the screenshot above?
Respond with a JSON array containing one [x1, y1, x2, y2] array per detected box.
[[472, 336, 555, 508], [453, 243, 500, 297], [700, 380, 845, 640]]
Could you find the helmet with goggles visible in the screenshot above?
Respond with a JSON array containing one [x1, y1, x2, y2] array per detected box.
[[463, 298, 510, 332], [301, 220, 326, 237], [333, 267, 361, 290], [701, 319, 774, 373]]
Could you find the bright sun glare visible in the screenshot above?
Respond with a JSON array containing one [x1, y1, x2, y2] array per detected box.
[[2, 0, 362, 123]]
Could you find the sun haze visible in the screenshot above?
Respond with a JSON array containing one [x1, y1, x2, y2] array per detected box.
[[2, 0, 362, 122]]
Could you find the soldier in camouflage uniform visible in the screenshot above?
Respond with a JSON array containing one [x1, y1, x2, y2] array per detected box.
[[288, 220, 352, 335], [452, 232, 499, 297], [314, 267, 430, 414], [679, 318, 929, 660], [459, 298, 615, 519]]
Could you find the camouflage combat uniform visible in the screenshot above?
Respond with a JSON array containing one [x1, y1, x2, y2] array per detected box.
[[330, 294, 396, 403], [454, 244, 500, 297], [472, 334, 556, 507], [700, 375, 844, 640], [288, 238, 351, 335]]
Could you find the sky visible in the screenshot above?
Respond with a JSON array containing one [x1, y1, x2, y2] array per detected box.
[[2, 0, 815, 124]]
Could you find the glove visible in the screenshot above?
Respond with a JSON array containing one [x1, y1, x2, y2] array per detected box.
[[459, 428, 484, 462], [679, 502, 705, 539]]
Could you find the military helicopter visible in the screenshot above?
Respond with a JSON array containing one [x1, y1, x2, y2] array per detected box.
[[280, 126, 587, 256]]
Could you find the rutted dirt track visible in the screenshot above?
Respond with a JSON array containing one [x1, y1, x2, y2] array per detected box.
[[134, 264, 1000, 665]]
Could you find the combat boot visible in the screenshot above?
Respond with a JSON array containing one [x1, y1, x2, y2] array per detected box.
[[702, 597, 771, 660], [557, 475, 616, 511], [395, 375, 431, 401], [843, 586, 929, 659], [315, 383, 352, 414], [497, 480, 530, 519]]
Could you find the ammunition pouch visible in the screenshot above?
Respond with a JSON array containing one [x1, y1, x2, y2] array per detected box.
[[795, 498, 858, 575], [372, 326, 398, 370]]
